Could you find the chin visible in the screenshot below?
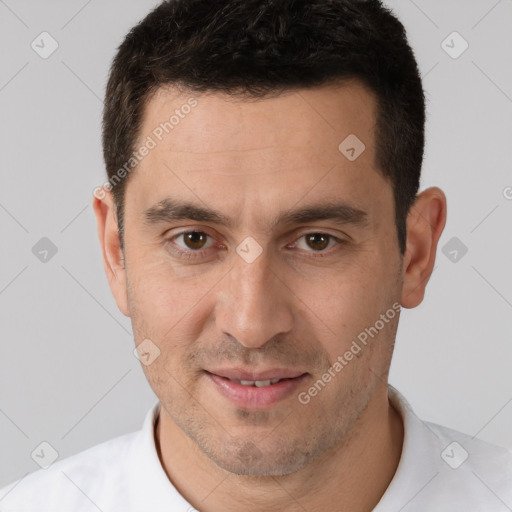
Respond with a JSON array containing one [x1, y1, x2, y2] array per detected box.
[[197, 437, 316, 477]]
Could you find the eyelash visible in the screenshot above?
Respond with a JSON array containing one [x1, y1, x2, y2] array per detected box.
[[165, 230, 347, 261]]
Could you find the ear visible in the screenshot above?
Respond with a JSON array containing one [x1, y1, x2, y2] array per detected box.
[[92, 187, 130, 317], [401, 187, 447, 309]]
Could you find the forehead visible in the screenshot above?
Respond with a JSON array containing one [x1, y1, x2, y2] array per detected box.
[[126, 81, 392, 230], [141, 81, 376, 161]]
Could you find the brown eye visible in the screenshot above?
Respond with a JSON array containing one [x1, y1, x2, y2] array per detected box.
[[291, 232, 343, 255], [166, 230, 217, 261], [305, 233, 331, 251], [182, 232, 209, 250]]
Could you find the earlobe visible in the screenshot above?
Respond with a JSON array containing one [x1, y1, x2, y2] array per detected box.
[[401, 187, 447, 309], [92, 188, 131, 317]]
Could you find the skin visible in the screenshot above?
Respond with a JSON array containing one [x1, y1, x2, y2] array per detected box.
[[93, 81, 447, 511]]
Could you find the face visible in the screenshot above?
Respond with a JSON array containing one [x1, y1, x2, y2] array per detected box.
[[110, 82, 406, 476]]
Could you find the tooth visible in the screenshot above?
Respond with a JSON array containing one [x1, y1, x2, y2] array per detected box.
[[254, 380, 272, 387], [238, 379, 280, 387]]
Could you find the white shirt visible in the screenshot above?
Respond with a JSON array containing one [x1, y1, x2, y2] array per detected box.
[[1, 385, 511, 511]]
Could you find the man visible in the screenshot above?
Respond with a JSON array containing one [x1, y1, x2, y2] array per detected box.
[[1, 0, 510, 510]]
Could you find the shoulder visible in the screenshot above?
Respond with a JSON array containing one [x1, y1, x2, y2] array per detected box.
[[426, 420, 512, 493], [384, 386, 512, 511], [0, 402, 188, 512], [0, 430, 141, 512], [420, 421, 512, 511]]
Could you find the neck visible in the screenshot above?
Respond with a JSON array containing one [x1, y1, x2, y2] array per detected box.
[[155, 384, 403, 512]]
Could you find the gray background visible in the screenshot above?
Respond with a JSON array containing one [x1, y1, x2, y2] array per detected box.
[[0, 0, 511, 488]]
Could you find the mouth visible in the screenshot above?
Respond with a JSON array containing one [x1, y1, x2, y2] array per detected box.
[[233, 378, 287, 387], [204, 369, 309, 409]]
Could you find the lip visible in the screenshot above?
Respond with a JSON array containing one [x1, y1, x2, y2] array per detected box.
[[205, 369, 309, 410], [206, 367, 307, 381]]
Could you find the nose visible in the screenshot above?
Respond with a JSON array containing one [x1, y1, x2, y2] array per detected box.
[[214, 248, 294, 349]]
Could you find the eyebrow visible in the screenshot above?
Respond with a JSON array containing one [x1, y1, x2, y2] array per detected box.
[[143, 198, 369, 230]]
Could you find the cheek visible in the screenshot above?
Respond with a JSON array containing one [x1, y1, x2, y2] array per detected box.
[[301, 253, 399, 356], [126, 254, 199, 339]]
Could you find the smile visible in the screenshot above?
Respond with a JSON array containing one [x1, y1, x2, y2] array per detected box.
[[204, 370, 309, 409]]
